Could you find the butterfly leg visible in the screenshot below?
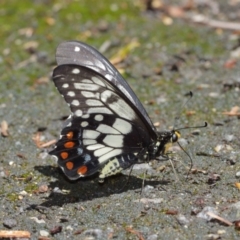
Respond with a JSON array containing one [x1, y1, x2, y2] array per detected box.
[[98, 153, 138, 183]]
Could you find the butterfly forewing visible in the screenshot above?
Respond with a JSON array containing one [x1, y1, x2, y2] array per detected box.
[[55, 41, 157, 138], [49, 64, 155, 179]]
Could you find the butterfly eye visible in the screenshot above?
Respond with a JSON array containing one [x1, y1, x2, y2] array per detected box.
[[172, 132, 179, 143]]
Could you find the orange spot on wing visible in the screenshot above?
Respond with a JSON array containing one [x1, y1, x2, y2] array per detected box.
[[61, 152, 68, 160], [77, 166, 88, 175], [66, 131, 74, 139], [64, 141, 75, 148], [66, 161, 74, 170]]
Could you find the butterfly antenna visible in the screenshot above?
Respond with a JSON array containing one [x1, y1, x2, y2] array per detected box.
[[170, 91, 207, 180], [173, 91, 193, 130], [175, 121, 208, 132]]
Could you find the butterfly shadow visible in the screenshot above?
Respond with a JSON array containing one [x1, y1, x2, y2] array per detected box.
[[34, 165, 170, 208]]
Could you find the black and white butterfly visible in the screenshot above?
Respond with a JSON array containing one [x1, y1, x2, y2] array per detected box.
[[49, 41, 181, 182]]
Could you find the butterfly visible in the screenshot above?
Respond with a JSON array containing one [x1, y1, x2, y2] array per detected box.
[[49, 41, 181, 182]]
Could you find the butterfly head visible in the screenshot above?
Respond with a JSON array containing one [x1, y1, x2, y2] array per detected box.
[[155, 130, 181, 157]]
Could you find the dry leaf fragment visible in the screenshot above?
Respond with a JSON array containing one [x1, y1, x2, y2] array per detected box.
[[166, 209, 178, 215], [167, 5, 185, 18], [222, 106, 240, 116], [0, 230, 31, 238], [32, 132, 56, 148], [50, 226, 62, 235], [235, 182, 240, 189], [18, 27, 34, 37], [234, 220, 240, 230], [1, 120, 9, 137], [45, 17, 55, 25], [224, 59, 237, 69], [192, 15, 240, 31], [110, 40, 140, 65], [206, 212, 233, 226], [125, 226, 145, 240], [38, 184, 49, 193], [40, 139, 57, 148]]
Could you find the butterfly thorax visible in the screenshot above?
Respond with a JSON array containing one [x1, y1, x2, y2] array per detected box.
[[154, 130, 180, 158], [137, 130, 180, 163]]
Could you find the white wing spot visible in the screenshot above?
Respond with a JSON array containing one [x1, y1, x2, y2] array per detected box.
[[105, 74, 113, 80], [71, 99, 80, 106], [94, 147, 113, 157], [86, 99, 103, 106], [101, 90, 112, 102], [83, 129, 100, 139], [103, 135, 124, 148], [92, 77, 105, 87], [74, 83, 99, 91], [62, 83, 69, 88], [66, 121, 72, 127], [94, 114, 103, 121], [81, 121, 88, 127], [83, 139, 97, 145], [87, 144, 104, 150], [82, 114, 90, 119], [98, 149, 122, 163], [67, 91, 75, 97], [96, 124, 119, 134], [75, 109, 83, 116], [109, 99, 135, 121], [82, 79, 93, 83], [81, 91, 100, 99], [74, 46, 80, 52], [72, 68, 80, 74], [94, 60, 106, 71], [87, 107, 112, 115], [113, 118, 132, 134]]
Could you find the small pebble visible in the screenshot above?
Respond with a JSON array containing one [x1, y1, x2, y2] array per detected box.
[[143, 185, 154, 192], [132, 163, 152, 170], [0, 171, 6, 177], [39, 230, 49, 237], [236, 171, 240, 178], [82, 229, 103, 240], [209, 92, 219, 98], [197, 206, 218, 221], [224, 134, 235, 142], [66, 225, 73, 231], [39, 151, 49, 159], [147, 234, 158, 240], [19, 190, 28, 195], [3, 218, 17, 228], [30, 217, 46, 224], [176, 214, 190, 226], [53, 187, 63, 193]]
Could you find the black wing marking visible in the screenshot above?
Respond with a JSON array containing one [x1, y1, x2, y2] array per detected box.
[[49, 64, 154, 179], [55, 41, 157, 139]]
